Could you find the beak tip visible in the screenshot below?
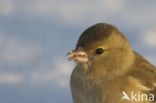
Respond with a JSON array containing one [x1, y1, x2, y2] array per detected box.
[[67, 52, 71, 56]]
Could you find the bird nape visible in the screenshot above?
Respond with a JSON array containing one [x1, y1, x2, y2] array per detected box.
[[67, 23, 156, 103]]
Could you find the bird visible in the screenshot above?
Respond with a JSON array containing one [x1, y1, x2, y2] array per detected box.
[[67, 23, 156, 103]]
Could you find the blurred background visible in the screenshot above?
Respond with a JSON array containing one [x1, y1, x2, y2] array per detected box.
[[0, 0, 156, 103]]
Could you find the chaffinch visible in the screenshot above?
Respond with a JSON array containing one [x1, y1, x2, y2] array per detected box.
[[67, 23, 156, 103]]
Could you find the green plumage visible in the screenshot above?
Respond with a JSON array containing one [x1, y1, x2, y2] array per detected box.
[[70, 23, 156, 103]]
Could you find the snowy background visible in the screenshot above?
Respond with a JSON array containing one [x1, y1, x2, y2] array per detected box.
[[0, 0, 156, 103]]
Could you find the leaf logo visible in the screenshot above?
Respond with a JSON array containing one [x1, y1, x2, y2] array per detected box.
[[121, 91, 130, 101]]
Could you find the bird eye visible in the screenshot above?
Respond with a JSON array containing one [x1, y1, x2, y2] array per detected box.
[[96, 48, 104, 55]]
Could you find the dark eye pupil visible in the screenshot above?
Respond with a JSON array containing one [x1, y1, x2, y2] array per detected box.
[[96, 48, 104, 55]]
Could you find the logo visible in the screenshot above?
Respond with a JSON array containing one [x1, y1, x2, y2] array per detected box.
[[121, 91, 155, 102]]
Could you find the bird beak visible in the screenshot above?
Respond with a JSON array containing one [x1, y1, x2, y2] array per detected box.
[[67, 48, 88, 63]]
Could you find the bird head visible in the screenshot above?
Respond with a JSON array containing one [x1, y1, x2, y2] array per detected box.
[[67, 23, 135, 78]]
